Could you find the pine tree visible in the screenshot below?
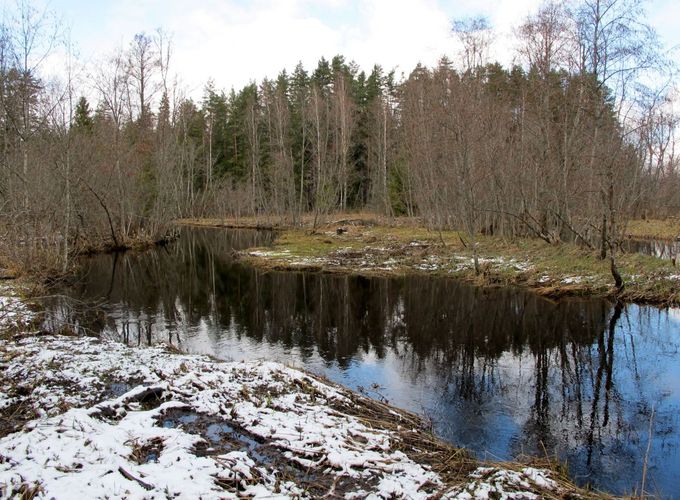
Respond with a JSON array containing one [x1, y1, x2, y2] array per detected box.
[[73, 96, 94, 131]]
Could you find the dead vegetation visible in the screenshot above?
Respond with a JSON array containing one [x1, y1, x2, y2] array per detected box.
[[291, 369, 610, 499], [159, 407, 360, 497], [626, 218, 680, 241], [128, 437, 165, 465], [0, 399, 37, 439]]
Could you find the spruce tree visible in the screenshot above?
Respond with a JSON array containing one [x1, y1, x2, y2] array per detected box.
[[73, 96, 94, 131]]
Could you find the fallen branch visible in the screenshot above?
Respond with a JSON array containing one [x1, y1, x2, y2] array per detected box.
[[118, 466, 154, 491]]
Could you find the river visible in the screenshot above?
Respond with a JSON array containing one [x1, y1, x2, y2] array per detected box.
[[45, 227, 680, 497]]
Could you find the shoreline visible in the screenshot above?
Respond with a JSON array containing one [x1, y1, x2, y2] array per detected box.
[[0, 231, 178, 288], [0, 330, 605, 498], [176, 217, 680, 307], [625, 218, 680, 241], [0, 219, 673, 497]]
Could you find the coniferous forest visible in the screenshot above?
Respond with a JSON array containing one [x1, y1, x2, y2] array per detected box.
[[0, 0, 677, 276]]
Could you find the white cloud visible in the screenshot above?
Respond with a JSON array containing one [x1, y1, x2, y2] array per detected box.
[[24, 0, 680, 101], [344, 0, 455, 74], [647, 0, 680, 53], [167, 0, 460, 94], [170, 0, 343, 95]]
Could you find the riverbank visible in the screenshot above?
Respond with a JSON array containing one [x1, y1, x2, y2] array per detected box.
[[0, 229, 178, 286], [179, 216, 680, 306], [626, 218, 680, 241], [0, 329, 605, 498], [0, 282, 38, 334]]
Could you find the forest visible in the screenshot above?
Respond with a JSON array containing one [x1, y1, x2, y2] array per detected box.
[[1, 3, 679, 496], [0, 0, 677, 280]]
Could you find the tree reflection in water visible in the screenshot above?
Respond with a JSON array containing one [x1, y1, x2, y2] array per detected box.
[[45, 228, 680, 496]]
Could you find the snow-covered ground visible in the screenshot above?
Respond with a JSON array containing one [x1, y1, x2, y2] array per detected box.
[[0, 333, 578, 499], [246, 244, 536, 279], [0, 284, 34, 330]]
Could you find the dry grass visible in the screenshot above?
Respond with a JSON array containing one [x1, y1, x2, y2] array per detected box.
[[626, 218, 680, 240], [308, 370, 610, 499], [127, 437, 165, 465], [176, 211, 414, 231]]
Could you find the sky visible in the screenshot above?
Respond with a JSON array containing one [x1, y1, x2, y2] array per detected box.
[[20, 0, 680, 99]]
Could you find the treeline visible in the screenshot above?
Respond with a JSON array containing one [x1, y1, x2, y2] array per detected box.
[[0, 0, 677, 277], [197, 58, 399, 220]]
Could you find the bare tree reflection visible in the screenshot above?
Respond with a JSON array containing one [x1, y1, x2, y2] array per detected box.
[[42, 227, 680, 495]]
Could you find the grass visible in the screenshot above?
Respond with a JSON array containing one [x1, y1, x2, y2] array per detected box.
[[189, 215, 680, 306], [176, 211, 390, 230], [626, 218, 680, 240]]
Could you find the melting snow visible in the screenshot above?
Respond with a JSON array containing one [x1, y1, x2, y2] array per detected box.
[[248, 249, 291, 258], [0, 335, 570, 499], [444, 466, 560, 499], [0, 336, 443, 498], [0, 286, 33, 330], [1, 283, 573, 499]]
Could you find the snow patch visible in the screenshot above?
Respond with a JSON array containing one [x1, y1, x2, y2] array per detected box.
[[0, 336, 441, 498], [0, 286, 33, 330], [0, 336, 571, 498], [444, 466, 560, 499], [248, 249, 291, 258]]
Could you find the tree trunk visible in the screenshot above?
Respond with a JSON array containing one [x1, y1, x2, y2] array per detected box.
[[608, 177, 624, 292], [599, 214, 607, 260]]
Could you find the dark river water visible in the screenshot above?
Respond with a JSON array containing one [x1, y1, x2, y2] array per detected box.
[[46, 227, 680, 497]]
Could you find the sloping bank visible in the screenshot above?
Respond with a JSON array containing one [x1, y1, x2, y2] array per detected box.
[[0, 331, 605, 499]]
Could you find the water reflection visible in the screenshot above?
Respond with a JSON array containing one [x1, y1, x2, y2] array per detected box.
[[46, 228, 680, 496], [623, 238, 678, 260]]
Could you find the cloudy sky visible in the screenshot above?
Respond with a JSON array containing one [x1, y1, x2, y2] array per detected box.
[[28, 0, 680, 97]]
